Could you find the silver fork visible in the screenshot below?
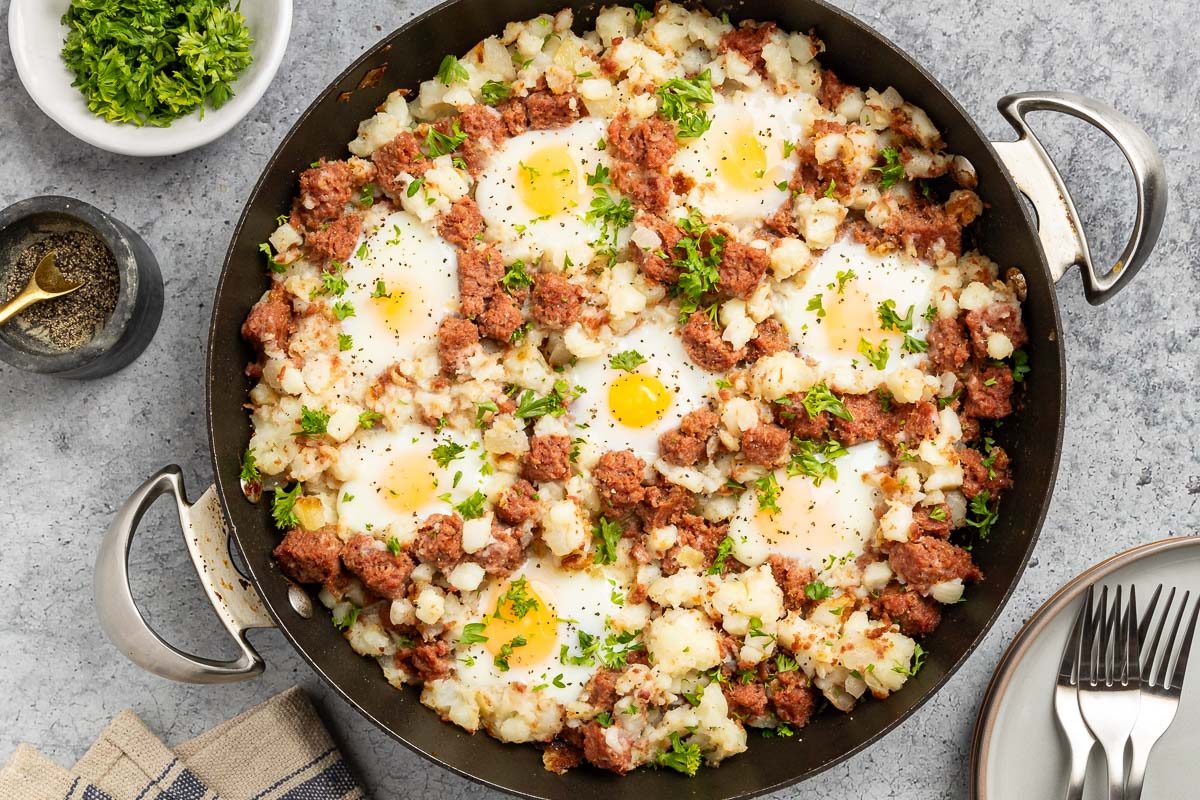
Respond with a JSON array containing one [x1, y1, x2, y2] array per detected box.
[[1125, 588, 1200, 800], [1055, 584, 1097, 800], [1077, 585, 1141, 800]]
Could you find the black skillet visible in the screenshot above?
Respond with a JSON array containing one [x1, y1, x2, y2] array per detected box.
[[95, 1, 1166, 797]]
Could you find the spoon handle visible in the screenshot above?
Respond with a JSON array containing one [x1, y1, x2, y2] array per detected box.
[[0, 287, 45, 327]]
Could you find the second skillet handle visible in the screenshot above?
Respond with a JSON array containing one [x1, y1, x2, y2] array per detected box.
[[95, 465, 275, 683], [991, 91, 1167, 305]]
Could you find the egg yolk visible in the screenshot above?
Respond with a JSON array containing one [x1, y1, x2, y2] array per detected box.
[[378, 453, 439, 515], [369, 280, 420, 335], [608, 372, 673, 428], [753, 472, 867, 569], [516, 145, 579, 218], [718, 125, 769, 191], [820, 286, 890, 356], [483, 579, 558, 668]]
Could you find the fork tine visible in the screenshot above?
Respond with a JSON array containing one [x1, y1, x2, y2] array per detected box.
[[1154, 590, 1189, 688], [1142, 586, 1176, 682], [1168, 593, 1200, 692], [1080, 585, 1099, 686], [1124, 585, 1139, 684], [1138, 583, 1164, 643], [1104, 586, 1123, 685], [1060, 585, 1093, 683]]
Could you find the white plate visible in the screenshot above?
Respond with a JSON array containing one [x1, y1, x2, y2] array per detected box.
[[971, 536, 1200, 799], [8, 0, 292, 157]]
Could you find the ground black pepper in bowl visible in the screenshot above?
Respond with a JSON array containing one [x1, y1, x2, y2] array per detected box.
[[1, 229, 119, 351]]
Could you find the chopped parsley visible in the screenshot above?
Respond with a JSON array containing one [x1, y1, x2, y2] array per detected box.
[[706, 536, 734, 575], [858, 338, 890, 370], [475, 400, 499, 428], [358, 410, 384, 429], [1012, 349, 1030, 382], [495, 577, 539, 619], [833, 269, 856, 293], [332, 300, 355, 321], [271, 483, 302, 529], [893, 643, 927, 676], [371, 279, 391, 299], [337, 332, 353, 351], [787, 438, 848, 485], [295, 406, 330, 437], [872, 146, 906, 189], [806, 293, 826, 318], [586, 163, 610, 186], [877, 300, 928, 353], [494, 635, 528, 671], [586, 188, 635, 261], [592, 517, 623, 565], [432, 439, 466, 467], [747, 616, 774, 640], [657, 70, 714, 138], [513, 381, 579, 419], [239, 448, 260, 483], [500, 259, 533, 293], [672, 210, 724, 317], [804, 580, 834, 601], [928, 505, 948, 522], [458, 622, 489, 645], [754, 472, 781, 515], [775, 652, 799, 673], [332, 604, 360, 630], [480, 79, 511, 105], [436, 54, 469, 85], [966, 489, 999, 539], [632, 2, 653, 23], [259, 242, 286, 273], [657, 732, 702, 777], [595, 711, 614, 728], [802, 382, 853, 421], [424, 120, 467, 158], [448, 489, 487, 520], [313, 263, 348, 297], [824, 180, 837, 199], [357, 183, 375, 208], [386, 536, 402, 556], [609, 350, 647, 372]]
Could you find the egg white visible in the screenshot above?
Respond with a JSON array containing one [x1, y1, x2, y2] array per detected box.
[[335, 423, 492, 540], [474, 117, 611, 269], [774, 238, 936, 391], [453, 555, 638, 703], [338, 210, 459, 376], [670, 90, 809, 226], [729, 440, 888, 571], [567, 316, 712, 462]]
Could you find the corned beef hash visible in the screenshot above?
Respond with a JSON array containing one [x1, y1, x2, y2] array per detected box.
[[240, 2, 1028, 777]]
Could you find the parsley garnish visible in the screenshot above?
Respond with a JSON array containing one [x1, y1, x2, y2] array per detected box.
[[787, 438, 848, 485], [928, 505, 948, 522], [1012, 349, 1030, 382], [450, 489, 487, 520], [239, 448, 260, 483], [775, 652, 799, 673], [258, 242, 286, 273], [332, 604, 360, 630], [295, 406, 330, 437], [271, 484, 302, 529], [657, 70, 714, 138], [806, 293, 826, 318], [459, 622, 489, 645], [436, 54, 469, 85], [858, 338, 890, 370], [595, 711, 614, 728], [801, 382, 853, 421], [707, 536, 734, 575], [672, 211, 724, 316], [337, 332, 354, 351], [480, 79, 511, 105], [494, 635, 528, 671], [513, 381, 578, 419], [432, 439, 466, 467], [657, 732, 702, 777], [358, 410, 384, 429], [872, 147, 906, 189], [586, 163, 610, 186], [500, 259, 533, 293], [592, 517, 623, 565], [834, 269, 856, 293], [877, 300, 928, 353], [966, 490, 999, 539], [475, 400, 499, 427], [754, 472, 782, 515], [332, 300, 355, 321], [632, 2, 653, 22], [609, 350, 646, 372], [495, 577, 539, 619], [893, 643, 927, 677], [804, 580, 834, 601], [386, 536, 402, 556], [424, 120, 467, 158], [586, 188, 635, 260]]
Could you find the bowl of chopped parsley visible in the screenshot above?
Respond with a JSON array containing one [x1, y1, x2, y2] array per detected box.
[[8, 0, 292, 156]]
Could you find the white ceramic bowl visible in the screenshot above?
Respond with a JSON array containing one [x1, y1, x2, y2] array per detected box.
[[8, 0, 292, 157]]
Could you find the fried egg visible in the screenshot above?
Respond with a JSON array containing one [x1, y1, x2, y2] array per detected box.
[[454, 555, 638, 703], [670, 90, 807, 226], [728, 441, 888, 570], [567, 316, 711, 461], [339, 210, 459, 374], [335, 423, 492, 539], [774, 238, 936, 389], [475, 116, 611, 268]]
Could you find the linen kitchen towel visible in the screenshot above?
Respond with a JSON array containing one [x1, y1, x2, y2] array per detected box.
[[0, 687, 365, 800]]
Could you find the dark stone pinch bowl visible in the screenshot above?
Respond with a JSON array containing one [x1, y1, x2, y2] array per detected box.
[[0, 195, 163, 379]]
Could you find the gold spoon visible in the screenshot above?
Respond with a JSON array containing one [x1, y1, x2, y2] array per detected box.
[[0, 253, 84, 327]]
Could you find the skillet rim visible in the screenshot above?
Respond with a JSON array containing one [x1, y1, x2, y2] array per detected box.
[[206, 0, 1067, 795]]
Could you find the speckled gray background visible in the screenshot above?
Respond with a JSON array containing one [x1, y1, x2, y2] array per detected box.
[[0, 0, 1196, 797]]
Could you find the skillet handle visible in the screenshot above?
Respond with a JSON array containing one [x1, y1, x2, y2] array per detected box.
[[95, 465, 275, 683], [991, 91, 1166, 305]]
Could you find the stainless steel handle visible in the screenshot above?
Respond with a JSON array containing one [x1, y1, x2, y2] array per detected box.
[[992, 91, 1167, 305], [95, 465, 275, 683]]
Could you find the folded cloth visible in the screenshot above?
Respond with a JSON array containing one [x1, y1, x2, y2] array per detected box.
[[0, 687, 365, 800]]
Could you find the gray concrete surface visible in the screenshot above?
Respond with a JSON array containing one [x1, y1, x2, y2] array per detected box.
[[1, 1, 1196, 797]]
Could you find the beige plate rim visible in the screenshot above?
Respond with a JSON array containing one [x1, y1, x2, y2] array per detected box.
[[969, 534, 1200, 799]]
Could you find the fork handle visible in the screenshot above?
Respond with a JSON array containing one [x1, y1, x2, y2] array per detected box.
[[1102, 745, 1126, 800], [1125, 731, 1154, 800], [1063, 744, 1090, 800]]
